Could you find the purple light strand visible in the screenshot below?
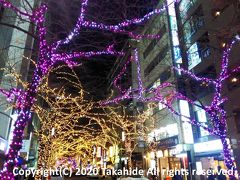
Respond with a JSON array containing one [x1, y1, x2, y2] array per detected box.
[[113, 56, 133, 94], [51, 45, 124, 62], [0, 0, 32, 17], [55, 0, 89, 46], [0, 0, 177, 178], [81, 21, 161, 40], [55, 0, 178, 46], [102, 38, 240, 175], [134, 48, 144, 99]]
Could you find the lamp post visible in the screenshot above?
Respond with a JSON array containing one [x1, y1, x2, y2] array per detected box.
[[120, 131, 125, 170], [153, 133, 158, 180]]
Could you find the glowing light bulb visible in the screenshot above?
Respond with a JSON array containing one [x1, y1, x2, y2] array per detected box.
[[231, 77, 238, 83]]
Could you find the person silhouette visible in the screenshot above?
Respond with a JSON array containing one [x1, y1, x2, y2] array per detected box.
[[207, 168, 216, 180], [217, 166, 226, 180]]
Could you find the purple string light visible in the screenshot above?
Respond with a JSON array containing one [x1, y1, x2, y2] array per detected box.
[[113, 56, 133, 94], [55, 0, 178, 45], [52, 45, 124, 62], [102, 38, 240, 176], [0, 0, 32, 17], [0, 0, 174, 178]]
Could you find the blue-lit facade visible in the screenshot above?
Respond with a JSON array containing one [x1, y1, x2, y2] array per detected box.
[[134, 0, 197, 179]]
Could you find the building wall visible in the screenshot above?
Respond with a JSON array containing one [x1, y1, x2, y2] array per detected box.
[[131, 0, 240, 177], [0, 0, 36, 166], [177, 0, 240, 174], [131, 1, 196, 177]]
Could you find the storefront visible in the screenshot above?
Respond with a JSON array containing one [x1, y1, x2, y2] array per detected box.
[[194, 139, 228, 172], [144, 136, 190, 180]]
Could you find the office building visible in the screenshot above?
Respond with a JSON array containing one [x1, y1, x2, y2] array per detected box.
[[0, 0, 37, 169]]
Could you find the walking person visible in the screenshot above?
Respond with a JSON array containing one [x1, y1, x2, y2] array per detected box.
[[216, 166, 226, 180], [207, 168, 216, 180]]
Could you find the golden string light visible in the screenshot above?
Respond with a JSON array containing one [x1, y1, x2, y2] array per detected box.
[[0, 62, 154, 178]]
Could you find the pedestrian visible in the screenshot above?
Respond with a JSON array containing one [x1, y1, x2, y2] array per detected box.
[[216, 166, 226, 180], [27, 172, 34, 180], [207, 168, 216, 180], [173, 173, 182, 180]]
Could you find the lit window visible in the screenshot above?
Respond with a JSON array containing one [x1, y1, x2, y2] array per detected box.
[[166, 123, 179, 137], [194, 103, 209, 137], [153, 123, 179, 141], [158, 99, 167, 110], [152, 79, 161, 89]]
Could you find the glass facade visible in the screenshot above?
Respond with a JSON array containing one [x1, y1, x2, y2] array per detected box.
[[179, 0, 198, 22], [148, 123, 179, 142], [187, 42, 201, 70], [183, 14, 205, 45]]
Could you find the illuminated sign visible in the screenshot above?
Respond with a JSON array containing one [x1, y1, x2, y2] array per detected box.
[[157, 135, 179, 148], [194, 139, 230, 153], [179, 100, 194, 144], [188, 42, 201, 70], [167, 0, 182, 64]]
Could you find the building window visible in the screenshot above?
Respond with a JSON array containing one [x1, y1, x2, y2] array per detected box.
[[160, 68, 171, 83], [183, 6, 205, 44], [0, 6, 4, 20], [187, 32, 210, 70], [179, 0, 198, 21], [158, 99, 166, 111], [151, 78, 167, 111], [144, 45, 169, 77], [152, 79, 161, 89], [194, 103, 209, 137], [201, 46, 211, 59], [143, 25, 167, 59], [0, 112, 11, 140]]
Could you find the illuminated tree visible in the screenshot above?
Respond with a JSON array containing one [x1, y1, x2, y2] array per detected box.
[[102, 38, 240, 176], [31, 67, 151, 179], [33, 66, 91, 170], [0, 0, 177, 178]]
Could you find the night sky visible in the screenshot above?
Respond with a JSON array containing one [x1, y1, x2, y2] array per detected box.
[[45, 0, 159, 100]]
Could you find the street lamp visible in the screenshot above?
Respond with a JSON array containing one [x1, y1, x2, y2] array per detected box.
[[122, 131, 125, 142], [153, 134, 158, 180]]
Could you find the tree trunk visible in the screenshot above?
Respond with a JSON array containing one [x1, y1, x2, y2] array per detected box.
[[220, 136, 237, 179], [0, 74, 40, 179]]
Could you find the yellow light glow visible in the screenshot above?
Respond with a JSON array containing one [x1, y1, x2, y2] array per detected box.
[[231, 77, 238, 83]]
